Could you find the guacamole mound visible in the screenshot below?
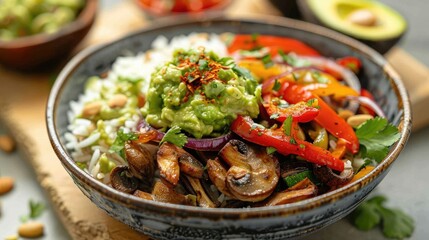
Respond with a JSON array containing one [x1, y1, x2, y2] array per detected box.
[[142, 48, 260, 138]]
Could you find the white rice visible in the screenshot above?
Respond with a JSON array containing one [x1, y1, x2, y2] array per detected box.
[[65, 33, 228, 183]]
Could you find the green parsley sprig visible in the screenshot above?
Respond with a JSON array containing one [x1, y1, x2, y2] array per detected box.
[[20, 200, 45, 223], [159, 126, 188, 148]]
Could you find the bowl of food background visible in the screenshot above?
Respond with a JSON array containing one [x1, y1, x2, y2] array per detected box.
[[0, 0, 98, 70], [46, 15, 411, 239]]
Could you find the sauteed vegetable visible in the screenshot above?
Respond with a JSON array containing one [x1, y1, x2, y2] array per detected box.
[[65, 33, 400, 208]]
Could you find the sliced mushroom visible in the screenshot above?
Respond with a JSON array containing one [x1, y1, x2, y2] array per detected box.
[[124, 141, 156, 182], [157, 143, 204, 185], [151, 180, 195, 206], [179, 154, 204, 179], [263, 178, 317, 206], [184, 175, 217, 208], [110, 166, 139, 194], [206, 158, 234, 198], [219, 140, 280, 202], [313, 162, 354, 187]]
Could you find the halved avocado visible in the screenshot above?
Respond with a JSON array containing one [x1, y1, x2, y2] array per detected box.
[[297, 0, 407, 54]]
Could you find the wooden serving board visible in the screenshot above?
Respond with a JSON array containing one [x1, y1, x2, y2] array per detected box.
[[0, 0, 427, 239]]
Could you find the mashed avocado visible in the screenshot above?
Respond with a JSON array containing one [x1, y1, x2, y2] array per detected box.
[[142, 49, 260, 138]]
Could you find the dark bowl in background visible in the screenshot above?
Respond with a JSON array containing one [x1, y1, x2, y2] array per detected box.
[[46, 15, 411, 239], [0, 0, 98, 71]]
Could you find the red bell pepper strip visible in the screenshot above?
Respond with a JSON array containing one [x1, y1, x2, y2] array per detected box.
[[280, 82, 360, 154], [263, 95, 319, 123], [336, 56, 362, 73], [231, 115, 345, 172], [359, 89, 376, 116], [227, 34, 320, 57]]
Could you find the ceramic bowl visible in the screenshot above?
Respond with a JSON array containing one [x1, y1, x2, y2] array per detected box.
[[0, 0, 98, 71], [46, 15, 411, 239]]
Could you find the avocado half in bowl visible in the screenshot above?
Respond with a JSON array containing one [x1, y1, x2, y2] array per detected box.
[[46, 15, 411, 239], [296, 0, 407, 54]]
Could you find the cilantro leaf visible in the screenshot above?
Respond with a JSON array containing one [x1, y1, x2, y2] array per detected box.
[[233, 66, 254, 81], [261, 54, 274, 68], [110, 128, 138, 158], [20, 200, 45, 223], [356, 117, 400, 163], [278, 50, 311, 67], [351, 195, 415, 239], [160, 126, 188, 148]]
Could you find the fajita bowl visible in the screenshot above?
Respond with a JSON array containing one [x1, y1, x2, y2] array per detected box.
[[46, 15, 411, 239]]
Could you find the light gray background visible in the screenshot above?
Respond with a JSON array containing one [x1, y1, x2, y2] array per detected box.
[[1, 0, 428, 239]]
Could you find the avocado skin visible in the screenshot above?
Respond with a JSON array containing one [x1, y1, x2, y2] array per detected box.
[[296, 0, 405, 54]]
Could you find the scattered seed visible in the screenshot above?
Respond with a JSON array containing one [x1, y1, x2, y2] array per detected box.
[[347, 114, 374, 128], [18, 222, 44, 238], [0, 176, 14, 195], [0, 135, 15, 153], [108, 94, 128, 108], [82, 101, 102, 117]]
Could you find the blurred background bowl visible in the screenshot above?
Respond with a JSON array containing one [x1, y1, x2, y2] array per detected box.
[[46, 15, 411, 239], [0, 0, 98, 71]]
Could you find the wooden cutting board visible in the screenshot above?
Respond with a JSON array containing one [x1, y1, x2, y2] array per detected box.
[[0, 0, 427, 239]]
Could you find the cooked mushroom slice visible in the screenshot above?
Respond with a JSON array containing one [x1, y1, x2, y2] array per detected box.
[[157, 143, 205, 185], [157, 143, 181, 185], [184, 175, 217, 208], [151, 180, 196, 206], [206, 158, 234, 198], [219, 140, 280, 202], [179, 154, 204, 179], [133, 190, 154, 201], [124, 141, 156, 182], [313, 162, 354, 187], [110, 166, 139, 194], [264, 178, 317, 206]]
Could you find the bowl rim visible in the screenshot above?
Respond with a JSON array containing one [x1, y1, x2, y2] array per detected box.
[[46, 13, 412, 220], [0, 0, 98, 48]]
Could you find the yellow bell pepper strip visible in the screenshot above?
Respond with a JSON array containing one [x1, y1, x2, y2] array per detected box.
[[231, 115, 345, 172], [238, 60, 287, 81], [279, 82, 360, 154]]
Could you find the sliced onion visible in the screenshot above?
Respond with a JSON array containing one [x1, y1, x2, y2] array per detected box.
[[346, 96, 386, 118], [137, 119, 233, 151]]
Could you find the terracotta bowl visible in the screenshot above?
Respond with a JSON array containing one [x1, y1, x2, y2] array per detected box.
[[0, 0, 98, 71], [46, 15, 411, 239]]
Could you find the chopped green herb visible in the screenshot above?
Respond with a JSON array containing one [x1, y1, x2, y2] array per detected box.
[[160, 126, 188, 148], [198, 59, 209, 70], [284, 170, 318, 187], [110, 128, 138, 158], [272, 79, 281, 91], [20, 200, 45, 223], [266, 147, 277, 154], [283, 115, 293, 136], [351, 195, 414, 239], [261, 54, 274, 68], [278, 50, 311, 67], [218, 57, 235, 67], [299, 143, 305, 149], [292, 72, 299, 81], [356, 117, 400, 163], [289, 138, 297, 144], [270, 113, 280, 119], [307, 98, 316, 107], [251, 33, 259, 42], [312, 71, 329, 83], [233, 66, 254, 81]]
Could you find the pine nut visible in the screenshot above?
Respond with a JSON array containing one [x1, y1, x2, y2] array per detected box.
[[82, 101, 102, 117], [0, 176, 14, 195], [347, 114, 374, 128], [18, 222, 44, 238], [108, 94, 128, 108], [0, 135, 15, 153]]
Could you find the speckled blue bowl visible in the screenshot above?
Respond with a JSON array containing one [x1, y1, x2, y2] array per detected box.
[[46, 15, 411, 239]]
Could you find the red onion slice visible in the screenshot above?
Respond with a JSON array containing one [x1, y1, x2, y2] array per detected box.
[[137, 119, 233, 151], [346, 96, 386, 118]]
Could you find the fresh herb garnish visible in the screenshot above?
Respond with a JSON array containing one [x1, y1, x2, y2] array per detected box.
[[278, 50, 311, 67], [312, 71, 329, 84], [272, 79, 281, 91], [159, 126, 188, 148], [306, 98, 317, 107], [110, 128, 138, 158], [266, 146, 277, 154], [261, 54, 274, 68], [351, 195, 414, 239], [232, 66, 254, 80], [284, 170, 318, 187], [20, 200, 45, 223], [251, 33, 259, 42], [218, 57, 235, 67], [289, 138, 297, 144], [283, 115, 293, 136], [356, 117, 400, 163], [198, 59, 209, 70]]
